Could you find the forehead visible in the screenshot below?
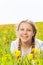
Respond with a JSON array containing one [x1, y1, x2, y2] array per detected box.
[[19, 22, 33, 29]]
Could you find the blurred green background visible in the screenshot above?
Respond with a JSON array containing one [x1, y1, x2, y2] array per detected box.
[[35, 22, 43, 41], [0, 22, 43, 44], [0, 22, 43, 65]]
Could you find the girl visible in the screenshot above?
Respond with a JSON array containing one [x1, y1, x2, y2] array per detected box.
[[10, 19, 43, 55]]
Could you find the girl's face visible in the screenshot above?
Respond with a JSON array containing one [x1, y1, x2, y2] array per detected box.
[[18, 22, 34, 43]]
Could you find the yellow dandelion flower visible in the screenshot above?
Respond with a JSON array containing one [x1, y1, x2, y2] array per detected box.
[[13, 50, 20, 57], [32, 48, 39, 53], [3, 37, 7, 42], [27, 53, 33, 60], [2, 56, 6, 61]]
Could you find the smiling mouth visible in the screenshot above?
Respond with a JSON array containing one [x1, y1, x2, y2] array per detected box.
[[22, 36, 28, 39]]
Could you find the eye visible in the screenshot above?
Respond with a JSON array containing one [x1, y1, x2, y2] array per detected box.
[[27, 29, 31, 31]]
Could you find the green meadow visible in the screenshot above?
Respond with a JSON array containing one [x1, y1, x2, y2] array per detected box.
[[35, 22, 43, 41], [0, 22, 43, 65]]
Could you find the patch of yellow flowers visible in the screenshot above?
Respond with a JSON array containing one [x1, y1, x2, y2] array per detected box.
[[13, 48, 39, 59], [3, 37, 7, 42], [27, 53, 33, 60], [13, 48, 43, 65], [13, 50, 21, 57], [32, 48, 39, 53], [2, 54, 11, 61]]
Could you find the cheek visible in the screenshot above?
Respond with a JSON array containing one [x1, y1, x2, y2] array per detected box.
[[28, 32, 34, 37], [19, 30, 24, 34], [18, 31, 22, 36]]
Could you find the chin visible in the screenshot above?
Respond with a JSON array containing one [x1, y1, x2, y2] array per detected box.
[[21, 39, 29, 43]]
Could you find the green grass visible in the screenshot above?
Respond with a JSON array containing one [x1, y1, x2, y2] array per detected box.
[[35, 22, 43, 41], [0, 22, 43, 65]]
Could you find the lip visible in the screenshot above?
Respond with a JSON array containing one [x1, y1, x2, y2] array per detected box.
[[22, 35, 28, 39]]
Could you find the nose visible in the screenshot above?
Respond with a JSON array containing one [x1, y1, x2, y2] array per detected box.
[[23, 30, 27, 35]]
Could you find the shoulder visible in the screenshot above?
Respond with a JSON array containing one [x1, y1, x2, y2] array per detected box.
[[35, 38, 43, 50], [10, 38, 19, 53], [35, 38, 43, 44], [11, 38, 19, 46]]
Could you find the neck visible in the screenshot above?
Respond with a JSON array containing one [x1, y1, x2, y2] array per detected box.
[[21, 41, 32, 49]]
